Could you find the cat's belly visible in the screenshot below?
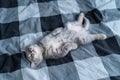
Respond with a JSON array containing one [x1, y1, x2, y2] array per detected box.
[[56, 30, 77, 43], [41, 34, 62, 51], [40, 30, 77, 58]]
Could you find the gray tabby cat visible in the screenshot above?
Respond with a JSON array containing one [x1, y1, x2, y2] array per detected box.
[[25, 13, 107, 68]]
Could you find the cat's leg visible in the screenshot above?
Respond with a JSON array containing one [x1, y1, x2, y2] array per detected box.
[[61, 42, 78, 57], [78, 13, 84, 24], [89, 34, 107, 41], [83, 17, 90, 30], [51, 27, 63, 36], [78, 34, 107, 45], [78, 13, 89, 30]]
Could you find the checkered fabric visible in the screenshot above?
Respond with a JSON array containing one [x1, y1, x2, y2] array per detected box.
[[0, 0, 120, 80]]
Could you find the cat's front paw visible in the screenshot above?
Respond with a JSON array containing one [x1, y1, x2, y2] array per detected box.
[[63, 42, 78, 51], [71, 43, 78, 50]]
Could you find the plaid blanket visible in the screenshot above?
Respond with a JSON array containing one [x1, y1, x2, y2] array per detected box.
[[0, 0, 120, 80]]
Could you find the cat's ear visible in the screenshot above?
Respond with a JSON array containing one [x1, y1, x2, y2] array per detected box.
[[78, 13, 84, 24]]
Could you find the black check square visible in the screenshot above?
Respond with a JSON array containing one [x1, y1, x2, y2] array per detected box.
[[41, 15, 64, 31], [110, 76, 120, 80], [85, 9, 103, 24], [0, 0, 18, 8], [0, 53, 22, 73], [0, 21, 20, 39], [93, 36, 120, 56]]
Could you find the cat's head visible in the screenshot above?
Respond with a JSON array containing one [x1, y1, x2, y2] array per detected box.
[[25, 44, 44, 68]]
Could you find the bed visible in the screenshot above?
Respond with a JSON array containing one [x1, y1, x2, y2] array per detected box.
[[0, 0, 120, 80]]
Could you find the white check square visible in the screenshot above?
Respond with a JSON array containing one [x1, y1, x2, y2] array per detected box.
[[74, 57, 109, 80], [21, 67, 50, 80], [18, 3, 40, 21], [58, 0, 80, 14], [95, 0, 116, 10]]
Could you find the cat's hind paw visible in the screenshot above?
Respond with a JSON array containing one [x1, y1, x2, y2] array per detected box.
[[98, 34, 107, 40]]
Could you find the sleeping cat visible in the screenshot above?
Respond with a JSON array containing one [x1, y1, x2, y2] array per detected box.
[[25, 13, 107, 68]]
